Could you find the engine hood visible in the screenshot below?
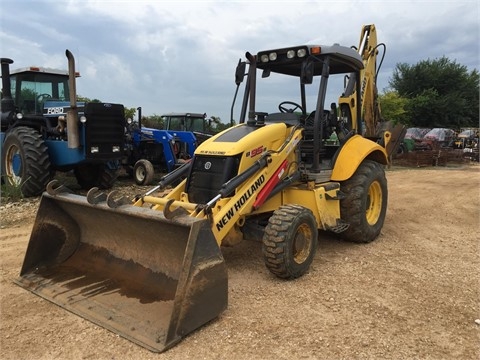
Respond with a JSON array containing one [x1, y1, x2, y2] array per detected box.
[[195, 122, 289, 157]]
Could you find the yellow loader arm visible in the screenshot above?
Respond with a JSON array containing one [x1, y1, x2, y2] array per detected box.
[[135, 125, 304, 246]]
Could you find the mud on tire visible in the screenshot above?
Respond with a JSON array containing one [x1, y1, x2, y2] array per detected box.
[[262, 204, 318, 279]]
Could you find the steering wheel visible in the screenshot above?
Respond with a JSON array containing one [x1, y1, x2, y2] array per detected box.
[[278, 101, 304, 114], [37, 93, 52, 102]]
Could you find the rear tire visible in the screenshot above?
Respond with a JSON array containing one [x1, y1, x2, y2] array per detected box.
[[74, 163, 118, 190], [262, 204, 318, 279], [339, 160, 387, 243], [1, 127, 51, 197], [133, 159, 155, 185]]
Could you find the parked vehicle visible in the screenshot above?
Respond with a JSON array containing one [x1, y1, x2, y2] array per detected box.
[[453, 129, 478, 149], [16, 24, 405, 352], [1, 51, 125, 197], [455, 128, 479, 162], [123, 107, 178, 185], [161, 112, 212, 159], [418, 128, 455, 150], [397, 127, 431, 154]]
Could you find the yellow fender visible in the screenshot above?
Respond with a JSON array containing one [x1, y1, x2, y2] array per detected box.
[[331, 135, 388, 181]]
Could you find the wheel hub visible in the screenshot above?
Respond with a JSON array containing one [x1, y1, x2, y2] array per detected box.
[[293, 224, 313, 264], [6, 144, 22, 185], [366, 180, 382, 225]]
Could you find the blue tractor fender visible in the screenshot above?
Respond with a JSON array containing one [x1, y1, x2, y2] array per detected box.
[[135, 127, 177, 172], [167, 131, 197, 158]]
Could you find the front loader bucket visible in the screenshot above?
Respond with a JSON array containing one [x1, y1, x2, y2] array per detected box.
[[14, 192, 228, 352]]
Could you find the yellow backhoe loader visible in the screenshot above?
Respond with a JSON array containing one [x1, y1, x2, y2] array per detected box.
[[15, 25, 405, 352]]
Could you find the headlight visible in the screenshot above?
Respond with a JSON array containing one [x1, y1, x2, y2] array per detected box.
[[297, 48, 307, 58], [90, 146, 99, 153], [16, 113, 23, 120], [112, 146, 120, 152], [127, 117, 132, 124], [260, 54, 269, 63], [80, 115, 87, 123], [269, 52, 277, 61], [287, 50, 296, 59]]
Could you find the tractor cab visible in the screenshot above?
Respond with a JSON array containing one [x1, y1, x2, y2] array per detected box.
[[9, 67, 73, 116], [161, 112, 212, 159], [233, 44, 367, 176]]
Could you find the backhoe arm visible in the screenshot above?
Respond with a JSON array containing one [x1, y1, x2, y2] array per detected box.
[[358, 24, 382, 138]]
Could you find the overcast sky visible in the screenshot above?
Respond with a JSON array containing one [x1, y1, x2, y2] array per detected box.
[[1, 0, 478, 123]]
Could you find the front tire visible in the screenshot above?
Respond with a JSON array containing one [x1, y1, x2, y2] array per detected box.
[[339, 160, 388, 243], [74, 163, 118, 190], [133, 159, 155, 185], [1, 127, 51, 197], [262, 205, 318, 279]]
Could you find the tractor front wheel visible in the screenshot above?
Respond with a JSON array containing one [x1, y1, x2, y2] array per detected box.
[[262, 205, 318, 279], [1, 127, 51, 197], [74, 163, 118, 190], [133, 159, 155, 185]]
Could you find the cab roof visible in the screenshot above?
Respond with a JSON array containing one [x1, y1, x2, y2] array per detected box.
[[10, 66, 69, 76], [162, 113, 206, 118], [256, 44, 363, 76]]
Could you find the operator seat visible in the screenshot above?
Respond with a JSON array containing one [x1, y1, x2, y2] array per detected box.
[[303, 110, 332, 138]]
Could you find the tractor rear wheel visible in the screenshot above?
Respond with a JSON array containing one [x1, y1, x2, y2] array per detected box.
[[74, 163, 118, 190], [262, 204, 318, 279], [133, 159, 155, 185], [339, 160, 388, 243], [1, 126, 51, 197]]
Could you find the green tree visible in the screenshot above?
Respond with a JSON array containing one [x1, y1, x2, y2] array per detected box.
[[77, 95, 101, 103], [389, 57, 479, 129], [207, 116, 235, 133], [141, 114, 164, 129], [378, 91, 409, 125], [124, 107, 136, 121]]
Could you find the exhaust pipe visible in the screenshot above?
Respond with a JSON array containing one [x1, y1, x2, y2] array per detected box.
[[65, 49, 80, 148], [137, 106, 142, 129], [1, 58, 15, 121]]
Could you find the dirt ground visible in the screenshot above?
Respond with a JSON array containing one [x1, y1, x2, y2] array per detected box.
[[1, 164, 479, 360]]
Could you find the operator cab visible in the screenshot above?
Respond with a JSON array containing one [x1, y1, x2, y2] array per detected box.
[[162, 112, 208, 132], [9, 67, 73, 115], [234, 44, 364, 174]]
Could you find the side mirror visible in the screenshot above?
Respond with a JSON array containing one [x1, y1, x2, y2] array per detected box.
[[235, 60, 247, 85], [301, 59, 314, 84]]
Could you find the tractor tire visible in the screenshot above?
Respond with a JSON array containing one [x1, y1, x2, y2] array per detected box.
[[133, 159, 155, 185], [339, 160, 388, 243], [1, 126, 51, 197], [74, 163, 118, 190], [262, 204, 318, 279]]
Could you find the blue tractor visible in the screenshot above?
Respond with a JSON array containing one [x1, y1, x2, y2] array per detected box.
[[161, 112, 213, 159], [123, 107, 178, 185], [0, 50, 125, 197]]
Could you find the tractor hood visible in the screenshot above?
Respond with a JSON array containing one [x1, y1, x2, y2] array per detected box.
[[133, 126, 174, 143], [43, 100, 86, 117]]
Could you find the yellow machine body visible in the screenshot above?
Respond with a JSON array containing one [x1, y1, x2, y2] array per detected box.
[[15, 24, 397, 353]]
